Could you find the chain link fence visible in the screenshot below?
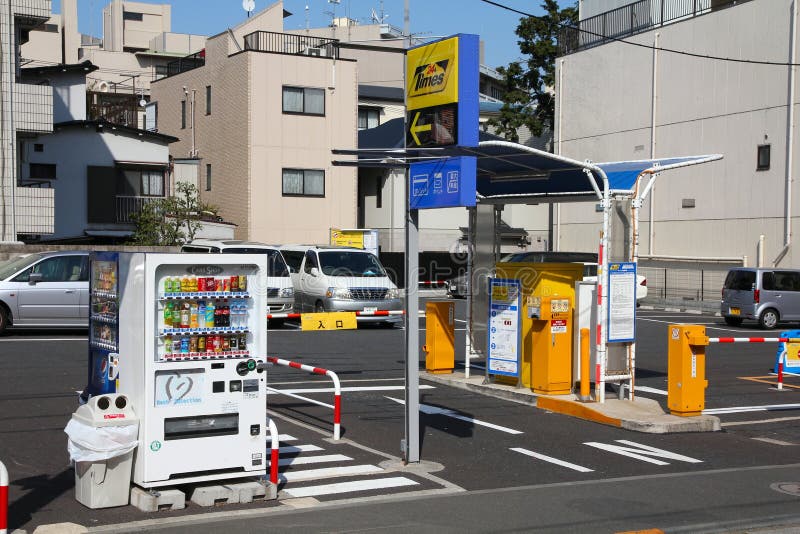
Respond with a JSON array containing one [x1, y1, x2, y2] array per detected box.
[[639, 266, 729, 312]]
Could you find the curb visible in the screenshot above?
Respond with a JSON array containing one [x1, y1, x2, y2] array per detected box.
[[421, 371, 721, 434]]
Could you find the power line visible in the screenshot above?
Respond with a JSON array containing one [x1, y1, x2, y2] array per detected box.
[[479, 0, 800, 67]]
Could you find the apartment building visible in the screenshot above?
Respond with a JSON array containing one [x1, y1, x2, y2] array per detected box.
[[21, 0, 205, 128], [555, 0, 795, 266], [149, 1, 358, 245], [1, 0, 54, 243]]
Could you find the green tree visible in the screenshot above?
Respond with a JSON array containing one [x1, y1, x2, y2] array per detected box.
[[129, 182, 218, 246], [488, 0, 578, 143]]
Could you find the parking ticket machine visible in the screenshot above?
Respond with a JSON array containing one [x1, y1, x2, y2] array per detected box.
[[528, 295, 573, 394]]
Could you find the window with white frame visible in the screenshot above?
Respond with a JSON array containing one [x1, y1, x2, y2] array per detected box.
[[358, 107, 380, 130], [282, 169, 325, 197]]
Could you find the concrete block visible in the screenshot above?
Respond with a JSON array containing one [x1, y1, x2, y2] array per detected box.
[[189, 484, 238, 507], [130, 486, 186, 512], [222, 481, 264, 503], [33, 524, 87, 534]]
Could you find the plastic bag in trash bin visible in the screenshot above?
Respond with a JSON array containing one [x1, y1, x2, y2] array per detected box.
[[64, 418, 139, 463]]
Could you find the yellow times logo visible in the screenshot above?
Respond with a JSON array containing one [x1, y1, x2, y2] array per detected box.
[[409, 60, 451, 98]]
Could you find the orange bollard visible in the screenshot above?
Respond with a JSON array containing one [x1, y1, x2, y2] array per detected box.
[[580, 328, 591, 401]]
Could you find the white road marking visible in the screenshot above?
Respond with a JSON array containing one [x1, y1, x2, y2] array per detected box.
[[510, 447, 594, 472], [271, 454, 353, 467], [270, 385, 435, 394], [751, 437, 797, 446], [280, 464, 382, 483], [385, 396, 523, 435], [282, 476, 417, 497], [279, 444, 323, 454], [583, 440, 703, 466], [632, 385, 668, 396], [265, 434, 297, 442], [704, 403, 800, 415], [721, 415, 800, 427]]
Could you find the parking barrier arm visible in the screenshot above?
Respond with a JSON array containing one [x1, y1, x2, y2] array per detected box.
[[707, 337, 800, 343], [267, 310, 405, 320], [267, 419, 279, 485], [1, 459, 8, 534], [259, 357, 342, 440]]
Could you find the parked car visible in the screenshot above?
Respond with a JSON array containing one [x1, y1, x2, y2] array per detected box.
[[180, 240, 294, 318], [446, 251, 648, 300], [0, 250, 90, 334], [721, 267, 800, 329], [279, 245, 403, 326]]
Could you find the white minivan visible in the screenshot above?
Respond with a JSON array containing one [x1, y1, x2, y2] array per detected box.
[[181, 239, 294, 320], [279, 245, 403, 326]]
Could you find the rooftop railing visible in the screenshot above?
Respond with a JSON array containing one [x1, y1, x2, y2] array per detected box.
[[559, 0, 752, 55], [243, 30, 339, 59]]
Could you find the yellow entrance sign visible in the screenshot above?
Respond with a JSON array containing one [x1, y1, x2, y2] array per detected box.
[[786, 342, 800, 367], [301, 312, 358, 331], [330, 229, 364, 249]]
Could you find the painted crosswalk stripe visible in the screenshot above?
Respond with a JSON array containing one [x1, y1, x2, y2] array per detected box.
[[271, 454, 352, 467], [279, 464, 384, 483], [510, 447, 594, 472], [283, 476, 418, 498], [279, 444, 323, 454], [385, 396, 523, 435], [265, 434, 297, 442]]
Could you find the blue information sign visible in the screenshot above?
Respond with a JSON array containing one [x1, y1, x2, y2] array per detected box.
[[487, 278, 522, 378], [409, 156, 476, 209], [607, 262, 637, 343]]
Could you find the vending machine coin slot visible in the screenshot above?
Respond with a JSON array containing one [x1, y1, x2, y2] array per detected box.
[[229, 380, 242, 392], [212, 381, 225, 393]]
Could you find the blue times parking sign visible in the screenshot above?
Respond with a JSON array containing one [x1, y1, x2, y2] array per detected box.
[[409, 156, 476, 209]]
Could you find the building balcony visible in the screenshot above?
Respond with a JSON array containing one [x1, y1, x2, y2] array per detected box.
[[16, 185, 54, 235], [13, 0, 51, 28], [14, 83, 52, 134], [116, 195, 161, 224], [243, 30, 339, 59], [558, 0, 751, 55]]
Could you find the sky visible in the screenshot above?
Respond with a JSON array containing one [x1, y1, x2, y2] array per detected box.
[[50, 0, 570, 69]]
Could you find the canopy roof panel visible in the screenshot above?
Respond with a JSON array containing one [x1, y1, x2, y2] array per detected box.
[[345, 117, 722, 203]]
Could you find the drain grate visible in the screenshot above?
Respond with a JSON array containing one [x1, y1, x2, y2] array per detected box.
[[770, 482, 800, 496]]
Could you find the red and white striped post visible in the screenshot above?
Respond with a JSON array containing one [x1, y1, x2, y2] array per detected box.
[[1, 459, 8, 534], [778, 350, 786, 391], [265, 356, 342, 440], [266, 418, 279, 486]]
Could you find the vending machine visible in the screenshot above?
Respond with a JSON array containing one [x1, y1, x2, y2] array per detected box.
[[85, 252, 268, 488]]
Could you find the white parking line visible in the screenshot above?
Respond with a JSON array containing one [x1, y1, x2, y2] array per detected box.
[[385, 396, 523, 434], [280, 464, 385, 483], [510, 447, 594, 472], [271, 385, 435, 394], [704, 403, 800, 415], [632, 385, 668, 396], [282, 475, 417, 497], [279, 444, 324, 454], [271, 454, 353, 467]]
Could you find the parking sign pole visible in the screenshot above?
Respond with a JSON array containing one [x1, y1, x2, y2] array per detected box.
[[402, 0, 420, 464]]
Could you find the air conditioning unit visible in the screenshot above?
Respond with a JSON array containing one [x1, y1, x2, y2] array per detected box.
[[305, 47, 325, 57]]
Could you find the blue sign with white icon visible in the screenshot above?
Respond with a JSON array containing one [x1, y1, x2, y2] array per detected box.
[[409, 156, 476, 209]]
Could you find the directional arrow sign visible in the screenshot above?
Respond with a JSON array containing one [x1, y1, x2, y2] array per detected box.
[[409, 111, 431, 146]]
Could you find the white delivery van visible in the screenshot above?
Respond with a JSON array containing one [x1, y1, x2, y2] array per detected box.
[[181, 239, 294, 320], [279, 245, 403, 326]]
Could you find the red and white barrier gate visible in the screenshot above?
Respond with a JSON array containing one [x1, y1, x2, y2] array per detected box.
[[707, 337, 800, 391], [267, 310, 405, 320], [1, 459, 8, 534], [262, 357, 342, 440], [266, 418, 279, 485]]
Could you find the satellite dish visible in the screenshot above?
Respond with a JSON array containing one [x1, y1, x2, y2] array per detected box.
[[242, 0, 255, 14]]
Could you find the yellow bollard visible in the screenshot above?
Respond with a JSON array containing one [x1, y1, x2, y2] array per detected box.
[[424, 301, 455, 374], [667, 324, 709, 417], [580, 328, 591, 401]]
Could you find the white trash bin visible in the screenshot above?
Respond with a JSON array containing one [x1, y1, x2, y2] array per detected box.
[[65, 394, 139, 509]]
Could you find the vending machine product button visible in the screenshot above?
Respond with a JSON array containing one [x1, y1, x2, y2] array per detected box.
[[212, 381, 225, 393], [250, 424, 260, 436], [229, 380, 242, 392]]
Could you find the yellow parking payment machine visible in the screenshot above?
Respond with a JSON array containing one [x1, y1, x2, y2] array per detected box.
[[495, 263, 582, 393], [528, 295, 573, 394]]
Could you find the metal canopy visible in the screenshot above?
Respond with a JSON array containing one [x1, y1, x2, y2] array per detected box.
[[341, 118, 722, 203]]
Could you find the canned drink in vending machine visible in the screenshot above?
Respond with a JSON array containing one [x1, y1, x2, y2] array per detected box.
[[197, 335, 206, 353], [198, 276, 206, 292], [206, 277, 216, 292], [239, 275, 247, 292], [231, 275, 239, 292]]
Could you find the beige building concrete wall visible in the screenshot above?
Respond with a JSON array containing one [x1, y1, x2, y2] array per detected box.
[[152, 23, 358, 245], [555, 0, 798, 265]]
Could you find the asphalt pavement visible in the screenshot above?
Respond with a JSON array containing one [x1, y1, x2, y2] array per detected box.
[[2, 303, 800, 532]]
